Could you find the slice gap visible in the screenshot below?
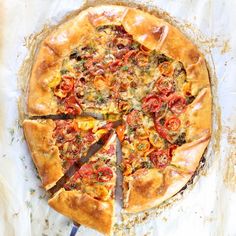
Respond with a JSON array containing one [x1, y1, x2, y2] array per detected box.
[[48, 132, 117, 235]]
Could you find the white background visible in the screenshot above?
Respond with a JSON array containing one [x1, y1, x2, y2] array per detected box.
[[0, 0, 236, 235]]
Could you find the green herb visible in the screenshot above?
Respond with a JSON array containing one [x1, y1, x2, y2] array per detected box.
[[76, 134, 82, 143], [121, 65, 129, 71], [137, 143, 145, 151], [60, 69, 69, 75], [131, 42, 139, 49], [141, 161, 152, 169], [127, 126, 134, 135], [97, 93, 105, 104]]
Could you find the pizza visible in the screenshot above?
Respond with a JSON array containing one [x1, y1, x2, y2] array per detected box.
[[23, 5, 211, 235], [49, 132, 116, 235], [23, 116, 111, 190]]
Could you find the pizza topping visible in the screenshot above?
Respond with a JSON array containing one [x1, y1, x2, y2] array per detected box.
[[78, 163, 94, 179], [158, 61, 174, 76], [155, 77, 175, 96], [126, 110, 142, 128], [168, 94, 186, 114], [135, 140, 150, 153], [142, 94, 163, 113], [96, 166, 113, 182], [149, 149, 171, 169], [164, 116, 181, 131], [54, 76, 74, 98]]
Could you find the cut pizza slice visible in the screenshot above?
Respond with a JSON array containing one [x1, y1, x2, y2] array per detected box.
[[120, 105, 210, 213], [23, 116, 111, 190], [48, 132, 117, 235]]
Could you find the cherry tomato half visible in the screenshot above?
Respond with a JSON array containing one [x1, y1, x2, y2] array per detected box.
[[149, 149, 171, 169], [126, 110, 141, 127], [164, 116, 181, 131], [168, 94, 186, 114], [79, 163, 94, 178], [142, 94, 163, 113], [96, 166, 113, 182], [155, 76, 175, 96]]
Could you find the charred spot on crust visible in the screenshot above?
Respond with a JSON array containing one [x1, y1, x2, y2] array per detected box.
[[188, 49, 200, 64]]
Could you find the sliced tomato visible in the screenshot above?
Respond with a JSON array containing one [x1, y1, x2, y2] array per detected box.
[[64, 95, 82, 115], [158, 61, 174, 76], [154, 116, 172, 142], [142, 94, 163, 113], [107, 145, 116, 155], [123, 50, 136, 64], [54, 76, 74, 98], [164, 116, 181, 131], [79, 163, 94, 178], [149, 149, 171, 169], [84, 130, 95, 142], [168, 94, 186, 114], [126, 110, 141, 127], [135, 140, 150, 153], [109, 59, 123, 72], [135, 51, 149, 67], [96, 166, 113, 182], [155, 77, 174, 96]]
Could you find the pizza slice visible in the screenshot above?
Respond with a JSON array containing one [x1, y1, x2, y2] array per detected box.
[[48, 132, 117, 235], [23, 116, 111, 190], [119, 100, 210, 213]]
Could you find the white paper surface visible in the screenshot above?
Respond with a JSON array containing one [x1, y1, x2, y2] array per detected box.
[[0, 0, 236, 235]]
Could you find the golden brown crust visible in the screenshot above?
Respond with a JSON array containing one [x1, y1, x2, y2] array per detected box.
[[49, 189, 114, 235], [124, 167, 191, 213], [185, 87, 212, 141], [23, 119, 63, 190]]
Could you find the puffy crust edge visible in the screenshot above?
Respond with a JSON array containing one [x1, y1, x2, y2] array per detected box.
[[48, 189, 114, 235], [23, 119, 64, 190], [124, 167, 191, 213]]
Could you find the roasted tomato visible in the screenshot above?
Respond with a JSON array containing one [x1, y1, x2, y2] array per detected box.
[[155, 77, 175, 96], [93, 75, 109, 90], [149, 149, 171, 169], [54, 76, 74, 98], [168, 145, 178, 157], [64, 95, 82, 115], [109, 59, 123, 72], [123, 50, 137, 64], [164, 116, 181, 131], [135, 140, 150, 153], [135, 51, 149, 67], [126, 110, 142, 127], [154, 116, 172, 142], [142, 94, 163, 113], [168, 94, 186, 114], [158, 61, 174, 76], [96, 166, 113, 182], [79, 164, 94, 179]]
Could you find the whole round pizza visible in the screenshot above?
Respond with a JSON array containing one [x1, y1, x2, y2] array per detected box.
[[23, 5, 212, 235]]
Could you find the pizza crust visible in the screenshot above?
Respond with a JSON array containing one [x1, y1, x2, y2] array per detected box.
[[49, 189, 114, 235], [23, 119, 64, 190], [124, 167, 191, 213]]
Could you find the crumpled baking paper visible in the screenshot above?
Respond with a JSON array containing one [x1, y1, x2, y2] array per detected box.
[[0, 0, 236, 235]]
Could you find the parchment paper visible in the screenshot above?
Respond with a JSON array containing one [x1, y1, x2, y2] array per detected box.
[[0, 0, 236, 235]]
